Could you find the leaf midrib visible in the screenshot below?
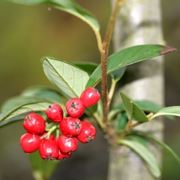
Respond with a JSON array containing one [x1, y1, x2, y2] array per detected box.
[[45, 59, 78, 97]]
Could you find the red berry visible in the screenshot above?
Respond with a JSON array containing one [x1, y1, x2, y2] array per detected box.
[[60, 117, 82, 137], [23, 113, 46, 135], [20, 133, 40, 153], [77, 121, 96, 143], [80, 87, 100, 107], [57, 135, 78, 153], [66, 98, 85, 118], [57, 151, 71, 160], [45, 103, 63, 123], [39, 137, 59, 160]]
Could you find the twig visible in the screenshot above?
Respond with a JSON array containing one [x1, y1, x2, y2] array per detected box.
[[100, 0, 125, 126]]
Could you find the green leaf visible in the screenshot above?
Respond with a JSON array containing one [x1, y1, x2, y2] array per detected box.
[[0, 102, 49, 127], [2, 87, 60, 113], [86, 45, 176, 87], [0, 114, 24, 126], [120, 92, 133, 119], [134, 100, 162, 113], [133, 103, 149, 122], [0, 87, 61, 127], [6, 0, 45, 5], [21, 86, 62, 103], [29, 152, 59, 180], [0, 97, 50, 127], [74, 63, 97, 75], [43, 57, 89, 98], [6, 0, 100, 42], [132, 131, 180, 165], [119, 138, 161, 178], [114, 100, 162, 114], [49, 0, 100, 33], [111, 67, 126, 81], [120, 92, 148, 122], [116, 112, 128, 133], [151, 106, 180, 119]]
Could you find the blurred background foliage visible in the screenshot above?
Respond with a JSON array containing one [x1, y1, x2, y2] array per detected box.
[[0, 0, 179, 180]]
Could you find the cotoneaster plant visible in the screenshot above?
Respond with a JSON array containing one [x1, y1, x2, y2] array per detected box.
[[1, 0, 180, 180]]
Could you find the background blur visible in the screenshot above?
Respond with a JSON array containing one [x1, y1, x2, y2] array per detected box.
[[0, 0, 179, 180]]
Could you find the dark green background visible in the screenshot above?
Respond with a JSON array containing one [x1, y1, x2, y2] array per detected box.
[[0, 0, 179, 180]]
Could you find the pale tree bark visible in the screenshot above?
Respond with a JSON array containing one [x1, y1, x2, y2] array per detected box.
[[108, 0, 165, 180]]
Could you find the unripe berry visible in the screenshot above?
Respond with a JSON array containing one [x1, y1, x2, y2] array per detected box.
[[20, 133, 40, 153], [66, 98, 85, 118], [77, 121, 96, 143], [57, 135, 78, 153], [45, 103, 63, 123], [60, 117, 82, 137], [23, 113, 46, 135], [39, 137, 59, 160], [80, 87, 100, 108]]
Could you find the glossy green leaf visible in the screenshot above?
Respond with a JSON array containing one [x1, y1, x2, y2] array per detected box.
[[119, 138, 161, 178], [29, 152, 59, 180], [151, 106, 180, 119], [74, 63, 97, 75], [120, 93, 148, 122], [43, 57, 89, 98], [132, 131, 180, 164], [86, 45, 175, 87], [0, 97, 50, 127]]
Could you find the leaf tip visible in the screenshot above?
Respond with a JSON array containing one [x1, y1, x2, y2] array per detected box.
[[160, 46, 177, 55]]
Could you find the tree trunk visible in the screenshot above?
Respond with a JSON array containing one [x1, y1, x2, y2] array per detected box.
[[108, 0, 164, 180]]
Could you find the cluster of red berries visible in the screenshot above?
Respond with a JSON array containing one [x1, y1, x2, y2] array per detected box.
[[20, 87, 100, 160]]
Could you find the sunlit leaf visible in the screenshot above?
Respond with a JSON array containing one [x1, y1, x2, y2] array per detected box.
[[43, 57, 89, 98]]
